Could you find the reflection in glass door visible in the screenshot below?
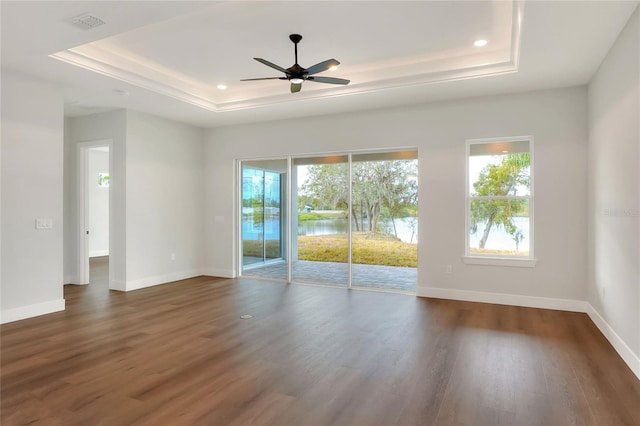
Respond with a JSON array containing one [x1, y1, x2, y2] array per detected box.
[[242, 167, 265, 267], [241, 159, 287, 280]]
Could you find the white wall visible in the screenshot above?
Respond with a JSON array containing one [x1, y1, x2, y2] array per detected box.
[[204, 86, 589, 308], [89, 149, 109, 257], [64, 110, 127, 289], [124, 110, 205, 290], [587, 6, 639, 377], [1, 70, 65, 323], [65, 110, 205, 291]]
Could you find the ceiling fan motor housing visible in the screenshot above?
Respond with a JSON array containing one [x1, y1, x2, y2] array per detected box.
[[286, 63, 307, 80]]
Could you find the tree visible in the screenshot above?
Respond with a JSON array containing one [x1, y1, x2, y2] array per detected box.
[[470, 153, 530, 249], [301, 162, 349, 208], [301, 160, 417, 233]]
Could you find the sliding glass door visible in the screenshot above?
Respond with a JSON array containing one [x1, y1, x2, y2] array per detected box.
[[351, 152, 418, 292], [241, 159, 287, 280], [239, 151, 417, 293], [292, 155, 349, 286]]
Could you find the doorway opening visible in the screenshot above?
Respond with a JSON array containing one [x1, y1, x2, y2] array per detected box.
[[78, 141, 112, 290], [239, 150, 418, 293]]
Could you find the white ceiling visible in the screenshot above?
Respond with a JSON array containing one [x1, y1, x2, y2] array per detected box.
[[1, 1, 638, 128]]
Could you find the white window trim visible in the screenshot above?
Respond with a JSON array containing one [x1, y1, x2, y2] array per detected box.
[[462, 256, 537, 268], [464, 136, 537, 267]]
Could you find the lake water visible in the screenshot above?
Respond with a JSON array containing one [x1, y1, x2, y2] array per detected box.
[[242, 217, 417, 243], [469, 217, 530, 252], [243, 216, 529, 251], [298, 218, 418, 243]]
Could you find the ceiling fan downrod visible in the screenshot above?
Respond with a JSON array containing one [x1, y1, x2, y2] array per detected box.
[[289, 33, 302, 65]]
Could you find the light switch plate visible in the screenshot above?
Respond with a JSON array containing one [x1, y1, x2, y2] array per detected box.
[[36, 218, 53, 229]]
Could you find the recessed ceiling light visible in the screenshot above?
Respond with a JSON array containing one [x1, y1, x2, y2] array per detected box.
[[501, 150, 509, 153], [217, 84, 227, 90], [474, 39, 488, 47]]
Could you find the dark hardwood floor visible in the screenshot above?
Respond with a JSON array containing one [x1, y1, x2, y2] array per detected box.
[[2, 257, 639, 425]]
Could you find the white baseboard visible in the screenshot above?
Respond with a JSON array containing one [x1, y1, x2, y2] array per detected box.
[[587, 304, 640, 380], [90, 250, 109, 257], [109, 279, 126, 291], [64, 277, 88, 285], [200, 268, 236, 278], [416, 286, 587, 312], [125, 269, 205, 292], [1, 299, 66, 324]]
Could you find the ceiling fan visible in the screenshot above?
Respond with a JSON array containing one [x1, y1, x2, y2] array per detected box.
[[241, 34, 350, 93]]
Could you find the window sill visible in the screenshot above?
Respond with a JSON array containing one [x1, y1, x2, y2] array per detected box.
[[462, 256, 538, 268]]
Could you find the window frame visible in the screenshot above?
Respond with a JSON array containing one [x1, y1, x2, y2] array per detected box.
[[463, 136, 537, 267]]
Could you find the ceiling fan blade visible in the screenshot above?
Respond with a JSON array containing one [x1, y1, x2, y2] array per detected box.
[[254, 58, 287, 74], [306, 59, 340, 75], [307, 76, 350, 85], [240, 77, 286, 81], [291, 83, 302, 93]]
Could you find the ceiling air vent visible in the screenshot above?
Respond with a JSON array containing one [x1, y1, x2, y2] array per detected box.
[[65, 13, 105, 30]]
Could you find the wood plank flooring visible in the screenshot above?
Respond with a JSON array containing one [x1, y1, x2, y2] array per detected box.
[[2, 257, 639, 425]]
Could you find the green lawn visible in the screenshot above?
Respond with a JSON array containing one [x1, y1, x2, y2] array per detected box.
[[299, 232, 417, 267], [243, 232, 418, 267]]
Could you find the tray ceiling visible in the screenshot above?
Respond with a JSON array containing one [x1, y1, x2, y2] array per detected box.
[[50, 1, 521, 112], [2, 1, 637, 127]]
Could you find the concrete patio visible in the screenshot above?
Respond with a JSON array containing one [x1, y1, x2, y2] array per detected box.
[[242, 259, 416, 292]]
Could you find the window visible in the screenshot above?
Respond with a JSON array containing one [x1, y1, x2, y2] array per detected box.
[[98, 173, 109, 187], [466, 137, 534, 265]]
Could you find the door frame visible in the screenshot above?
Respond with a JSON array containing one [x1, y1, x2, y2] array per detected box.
[[77, 140, 112, 285]]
